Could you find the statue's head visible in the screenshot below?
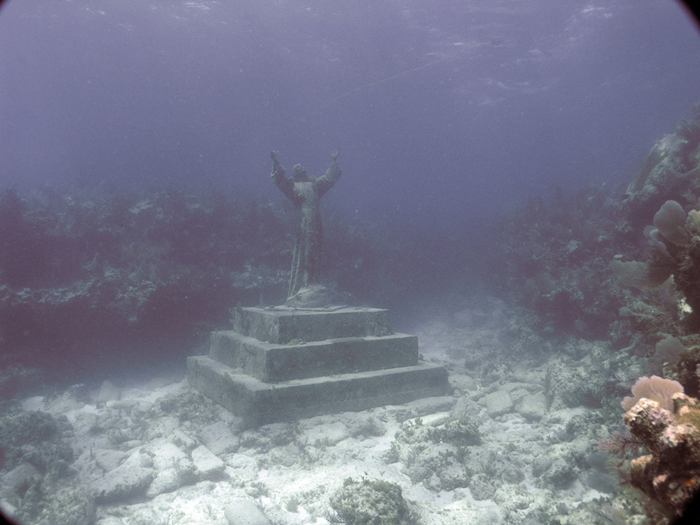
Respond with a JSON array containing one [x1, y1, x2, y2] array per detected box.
[[292, 164, 310, 182]]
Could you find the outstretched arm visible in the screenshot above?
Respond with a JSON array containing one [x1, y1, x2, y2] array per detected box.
[[270, 152, 297, 202], [315, 152, 342, 196]]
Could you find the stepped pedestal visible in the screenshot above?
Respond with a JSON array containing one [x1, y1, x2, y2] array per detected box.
[[187, 306, 450, 427]]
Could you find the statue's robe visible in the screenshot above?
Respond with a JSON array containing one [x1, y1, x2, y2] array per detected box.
[[272, 165, 340, 297]]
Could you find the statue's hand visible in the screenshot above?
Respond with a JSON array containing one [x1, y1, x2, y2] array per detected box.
[[324, 151, 341, 182], [271, 151, 283, 173]]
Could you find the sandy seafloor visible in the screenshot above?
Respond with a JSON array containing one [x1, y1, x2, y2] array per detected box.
[[3, 304, 645, 525]]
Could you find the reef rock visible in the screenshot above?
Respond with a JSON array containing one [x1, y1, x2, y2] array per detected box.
[[623, 390, 700, 516]]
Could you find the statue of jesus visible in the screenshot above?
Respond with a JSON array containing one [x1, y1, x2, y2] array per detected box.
[[271, 151, 341, 300]]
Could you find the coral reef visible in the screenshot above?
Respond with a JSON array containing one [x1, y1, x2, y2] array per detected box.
[[0, 406, 73, 474], [0, 404, 94, 525], [612, 200, 700, 329], [494, 108, 700, 366], [675, 335, 700, 398], [623, 391, 700, 518], [496, 187, 624, 337], [597, 109, 700, 522], [624, 106, 700, 224], [612, 199, 700, 400], [0, 189, 288, 383], [15, 477, 95, 525], [543, 340, 635, 411]]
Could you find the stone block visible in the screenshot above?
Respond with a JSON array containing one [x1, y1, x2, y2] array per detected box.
[[210, 330, 418, 381], [198, 421, 240, 455], [481, 390, 513, 417], [93, 449, 127, 473], [172, 429, 197, 451], [1, 463, 40, 495], [515, 392, 547, 420], [232, 306, 392, 344], [224, 498, 271, 525], [187, 356, 450, 427], [191, 445, 225, 479], [92, 451, 154, 503]]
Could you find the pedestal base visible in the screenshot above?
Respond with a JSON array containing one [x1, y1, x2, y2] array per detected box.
[[187, 305, 450, 426], [188, 355, 449, 427]]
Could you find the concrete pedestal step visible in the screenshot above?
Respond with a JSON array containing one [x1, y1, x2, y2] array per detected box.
[[232, 306, 392, 344], [187, 355, 451, 427], [209, 330, 419, 382]]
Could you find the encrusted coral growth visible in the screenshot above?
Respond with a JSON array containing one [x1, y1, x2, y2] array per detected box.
[[613, 203, 700, 406], [676, 334, 700, 397], [0, 407, 74, 474], [496, 109, 700, 348], [613, 200, 700, 393], [624, 106, 700, 224], [329, 477, 415, 525], [613, 201, 695, 296], [384, 415, 480, 492], [0, 404, 95, 524], [623, 389, 700, 517]]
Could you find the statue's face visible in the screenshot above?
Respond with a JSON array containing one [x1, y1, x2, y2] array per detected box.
[[292, 164, 309, 182]]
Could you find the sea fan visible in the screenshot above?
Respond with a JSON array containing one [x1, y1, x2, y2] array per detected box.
[[621, 375, 684, 412]]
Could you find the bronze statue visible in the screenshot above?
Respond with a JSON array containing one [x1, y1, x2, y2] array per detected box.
[[271, 152, 341, 299]]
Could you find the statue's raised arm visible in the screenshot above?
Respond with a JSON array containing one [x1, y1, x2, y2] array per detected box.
[[270, 152, 297, 203], [314, 152, 342, 197]]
